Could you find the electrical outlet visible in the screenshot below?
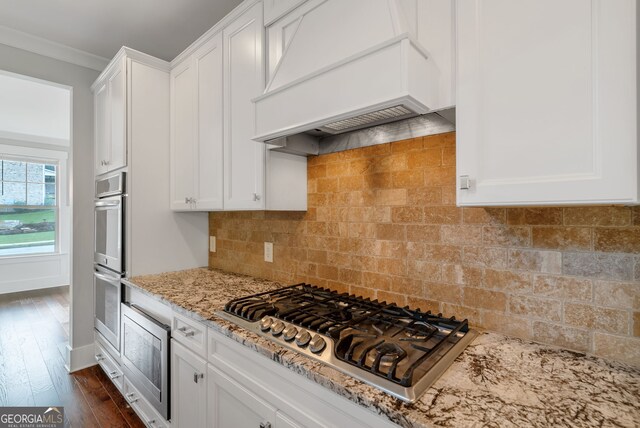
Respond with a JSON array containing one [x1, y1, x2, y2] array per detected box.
[[210, 236, 216, 253], [264, 242, 273, 263]]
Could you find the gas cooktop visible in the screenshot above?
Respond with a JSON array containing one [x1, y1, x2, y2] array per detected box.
[[218, 283, 478, 403]]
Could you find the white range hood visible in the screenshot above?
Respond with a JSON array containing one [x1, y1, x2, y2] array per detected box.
[[253, 0, 453, 143]]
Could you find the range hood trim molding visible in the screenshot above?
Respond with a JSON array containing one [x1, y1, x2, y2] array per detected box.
[[253, 36, 432, 142], [255, 33, 429, 102]]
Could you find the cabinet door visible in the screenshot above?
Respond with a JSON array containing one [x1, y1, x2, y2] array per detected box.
[[94, 81, 109, 176], [223, 2, 266, 210], [194, 33, 224, 211], [457, 0, 638, 206], [207, 364, 276, 428], [172, 340, 207, 428], [170, 60, 197, 210], [106, 56, 127, 173]]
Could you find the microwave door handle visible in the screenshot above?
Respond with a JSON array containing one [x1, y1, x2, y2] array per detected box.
[[95, 200, 120, 207], [94, 272, 120, 282]]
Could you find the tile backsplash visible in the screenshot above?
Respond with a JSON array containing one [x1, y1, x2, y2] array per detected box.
[[209, 132, 640, 366]]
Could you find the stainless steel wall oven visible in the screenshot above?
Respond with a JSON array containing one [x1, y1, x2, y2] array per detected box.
[[94, 172, 125, 352]]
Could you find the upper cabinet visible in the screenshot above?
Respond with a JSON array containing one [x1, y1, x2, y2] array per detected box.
[[94, 56, 127, 176], [169, 0, 307, 212], [456, 0, 639, 206], [170, 33, 224, 211]]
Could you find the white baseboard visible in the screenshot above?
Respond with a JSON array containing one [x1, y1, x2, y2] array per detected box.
[[66, 343, 96, 372]]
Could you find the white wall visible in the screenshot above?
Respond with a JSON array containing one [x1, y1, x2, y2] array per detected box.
[[0, 43, 99, 370]]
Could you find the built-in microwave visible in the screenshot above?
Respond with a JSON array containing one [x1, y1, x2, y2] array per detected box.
[[121, 302, 171, 420], [94, 172, 125, 274]]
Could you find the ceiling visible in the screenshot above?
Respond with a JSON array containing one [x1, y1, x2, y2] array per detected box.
[[0, 0, 244, 62]]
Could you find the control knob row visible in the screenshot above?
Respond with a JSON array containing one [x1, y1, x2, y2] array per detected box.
[[259, 317, 325, 354]]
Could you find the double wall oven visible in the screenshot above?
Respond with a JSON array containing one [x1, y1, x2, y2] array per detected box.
[[94, 172, 125, 352]]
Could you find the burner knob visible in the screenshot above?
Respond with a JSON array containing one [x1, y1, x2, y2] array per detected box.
[[295, 330, 311, 347], [309, 334, 326, 354], [259, 317, 273, 332], [282, 325, 298, 342], [271, 321, 285, 336]]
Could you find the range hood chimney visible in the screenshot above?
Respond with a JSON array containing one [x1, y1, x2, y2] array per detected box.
[[253, 0, 451, 144]]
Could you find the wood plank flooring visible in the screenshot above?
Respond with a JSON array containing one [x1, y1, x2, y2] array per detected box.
[[0, 287, 144, 428]]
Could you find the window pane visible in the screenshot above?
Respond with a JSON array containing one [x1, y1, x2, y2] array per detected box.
[[44, 165, 56, 184], [45, 183, 56, 206], [2, 161, 26, 181], [0, 182, 27, 205], [27, 163, 45, 183], [0, 207, 56, 256], [27, 183, 45, 206]]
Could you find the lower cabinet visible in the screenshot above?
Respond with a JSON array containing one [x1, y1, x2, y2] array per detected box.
[[171, 339, 208, 428], [123, 377, 170, 428]]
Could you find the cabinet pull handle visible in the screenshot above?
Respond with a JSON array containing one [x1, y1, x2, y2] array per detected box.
[[108, 370, 121, 380], [259, 422, 271, 428], [146, 419, 156, 428], [193, 372, 204, 383], [126, 392, 138, 404], [178, 326, 195, 337], [459, 175, 471, 190], [253, 193, 261, 201], [95, 354, 104, 362]]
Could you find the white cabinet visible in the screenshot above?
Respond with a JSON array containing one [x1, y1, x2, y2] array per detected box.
[[172, 340, 208, 428], [207, 364, 277, 428], [223, 2, 266, 210], [456, 0, 639, 206], [170, 33, 224, 211], [94, 56, 127, 176]]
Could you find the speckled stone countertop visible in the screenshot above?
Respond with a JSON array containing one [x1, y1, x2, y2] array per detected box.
[[123, 268, 640, 428]]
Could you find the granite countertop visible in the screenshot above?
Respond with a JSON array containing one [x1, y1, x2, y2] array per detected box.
[[124, 268, 640, 428]]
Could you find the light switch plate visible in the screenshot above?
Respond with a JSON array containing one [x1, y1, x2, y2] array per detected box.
[[210, 236, 216, 253], [264, 242, 273, 263]]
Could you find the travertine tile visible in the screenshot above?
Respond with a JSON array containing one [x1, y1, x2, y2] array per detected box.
[[463, 246, 508, 269], [564, 206, 631, 226], [563, 252, 635, 281], [441, 303, 480, 323], [376, 257, 407, 276], [423, 282, 462, 304], [392, 169, 424, 188], [407, 187, 442, 205], [508, 249, 562, 274], [391, 206, 424, 223], [389, 277, 423, 296], [462, 207, 507, 225], [424, 206, 462, 224], [509, 295, 561, 322], [532, 227, 592, 251], [481, 311, 531, 339], [390, 136, 423, 152], [442, 225, 483, 245], [532, 321, 591, 353], [634, 312, 640, 337], [593, 333, 640, 366], [373, 188, 407, 206], [564, 303, 629, 335], [507, 208, 563, 226], [377, 290, 406, 306], [375, 223, 406, 241], [442, 264, 484, 287], [463, 287, 506, 311], [424, 166, 456, 186], [482, 226, 531, 247], [406, 149, 442, 168], [593, 280, 640, 310], [594, 228, 640, 253], [533, 275, 593, 302], [406, 296, 440, 313], [406, 225, 441, 242], [407, 260, 441, 279], [484, 269, 532, 293], [422, 244, 462, 264]]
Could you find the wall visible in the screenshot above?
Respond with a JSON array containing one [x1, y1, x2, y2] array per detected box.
[[0, 43, 99, 370], [210, 132, 640, 367]]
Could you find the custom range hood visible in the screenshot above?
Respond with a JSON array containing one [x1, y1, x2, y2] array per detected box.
[[253, 0, 455, 146]]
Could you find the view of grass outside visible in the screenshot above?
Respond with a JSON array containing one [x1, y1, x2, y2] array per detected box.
[[0, 160, 57, 255]]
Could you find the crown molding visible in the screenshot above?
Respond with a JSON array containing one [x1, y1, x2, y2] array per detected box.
[[0, 25, 109, 72]]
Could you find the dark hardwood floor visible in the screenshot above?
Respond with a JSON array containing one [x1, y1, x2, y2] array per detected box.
[[0, 287, 144, 428]]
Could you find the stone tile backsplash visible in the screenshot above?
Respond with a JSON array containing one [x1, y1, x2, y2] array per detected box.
[[209, 132, 640, 366]]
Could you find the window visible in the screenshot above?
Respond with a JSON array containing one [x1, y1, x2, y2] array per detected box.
[[0, 158, 57, 256]]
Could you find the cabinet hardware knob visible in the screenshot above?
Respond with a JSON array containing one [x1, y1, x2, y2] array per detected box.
[[259, 422, 271, 428], [193, 372, 204, 383], [459, 175, 471, 190], [253, 193, 261, 201]]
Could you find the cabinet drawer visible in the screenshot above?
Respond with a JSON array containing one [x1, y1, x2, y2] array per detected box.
[[95, 341, 124, 392], [123, 377, 170, 428], [172, 312, 207, 357]]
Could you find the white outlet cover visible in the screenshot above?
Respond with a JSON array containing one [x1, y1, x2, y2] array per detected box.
[[264, 242, 273, 263], [210, 236, 216, 253]]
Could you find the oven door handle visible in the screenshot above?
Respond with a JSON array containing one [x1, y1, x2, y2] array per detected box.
[[94, 271, 120, 282], [95, 200, 121, 207]]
